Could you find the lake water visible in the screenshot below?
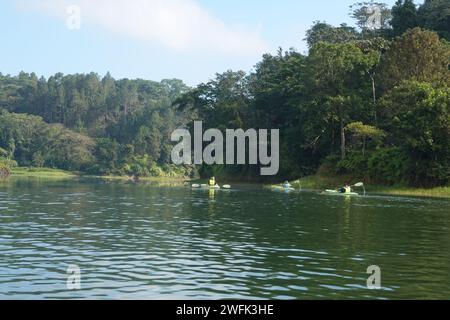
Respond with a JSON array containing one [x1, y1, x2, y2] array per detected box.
[[1, 178, 449, 299]]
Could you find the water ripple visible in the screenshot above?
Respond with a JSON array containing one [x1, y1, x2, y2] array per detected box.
[[1, 180, 450, 299]]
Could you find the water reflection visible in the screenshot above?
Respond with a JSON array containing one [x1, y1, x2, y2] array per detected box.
[[0, 178, 450, 299]]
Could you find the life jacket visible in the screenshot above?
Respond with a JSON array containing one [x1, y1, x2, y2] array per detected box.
[[209, 178, 216, 186]]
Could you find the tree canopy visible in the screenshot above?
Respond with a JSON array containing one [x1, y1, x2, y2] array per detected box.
[[1, 1, 449, 186]]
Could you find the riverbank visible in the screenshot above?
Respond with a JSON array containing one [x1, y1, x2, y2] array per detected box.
[[86, 174, 188, 183], [285, 175, 450, 199], [10, 167, 189, 183], [9, 168, 450, 198], [11, 167, 79, 179]]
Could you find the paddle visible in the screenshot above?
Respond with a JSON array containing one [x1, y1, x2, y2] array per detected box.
[[222, 185, 231, 189], [354, 182, 366, 196]]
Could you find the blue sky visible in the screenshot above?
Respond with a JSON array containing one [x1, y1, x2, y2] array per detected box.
[[0, 0, 398, 86]]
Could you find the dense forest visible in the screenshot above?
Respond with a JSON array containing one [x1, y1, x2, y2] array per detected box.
[[1, 0, 449, 186], [0, 75, 194, 177]]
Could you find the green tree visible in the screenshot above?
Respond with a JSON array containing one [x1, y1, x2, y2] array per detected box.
[[307, 42, 375, 159], [354, 37, 390, 122], [41, 124, 95, 171], [391, 0, 419, 36], [305, 22, 360, 48], [380, 28, 450, 92], [175, 70, 250, 130], [32, 152, 45, 168], [380, 81, 450, 185], [92, 138, 120, 174], [418, 0, 450, 41], [345, 122, 386, 155]]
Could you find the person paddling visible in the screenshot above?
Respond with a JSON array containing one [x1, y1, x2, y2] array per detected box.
[[283, 181, 291, 189], [209, 177, 216, 187], [339, 184, 352, 194]]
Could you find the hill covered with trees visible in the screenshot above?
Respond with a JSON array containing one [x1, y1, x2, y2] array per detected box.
[[1, 0, 449, 187], [175, 0, 450, 186], [0, 74, 194, 177]]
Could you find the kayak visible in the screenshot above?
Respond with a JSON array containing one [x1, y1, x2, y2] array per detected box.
[[273, 186, 295, 191], [192, 184, 220, 189], [322, 189, 359, 196], [192, 184, 231, 190]]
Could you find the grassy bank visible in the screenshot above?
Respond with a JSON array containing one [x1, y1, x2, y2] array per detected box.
[[11, 167, 79, 179], [11, 167, 189, 182], [282, 175, 450, 198], [368, 186, 450, 198], [88, 174, 189, 183]]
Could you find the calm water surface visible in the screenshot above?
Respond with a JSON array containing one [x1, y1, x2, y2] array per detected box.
[[1, 178, 449, 299]]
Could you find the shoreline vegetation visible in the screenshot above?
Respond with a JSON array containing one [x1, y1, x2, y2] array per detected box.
[[7, 167, 450, 199], [11, 167, 78, 179], [282, 176, 450, 199], [1, 2, 449, 192], [9, 167, 189, 182]]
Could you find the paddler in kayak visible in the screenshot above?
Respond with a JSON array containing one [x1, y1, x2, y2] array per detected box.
[[338, 184, 352, 194], [283, 181, 292, 189], [209, 177, 216, 187]]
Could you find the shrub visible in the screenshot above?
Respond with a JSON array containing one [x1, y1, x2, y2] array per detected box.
[[336, 152, 368, 174], [0, 158, 15, 178], [367, 148, 410, 185]]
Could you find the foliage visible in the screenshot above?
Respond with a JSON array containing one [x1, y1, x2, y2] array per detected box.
[[366, 148, 411, 184], [173, 23, 449, 186], [307, 42, 378, 159], [0, 73, 191, 177], [0, 109, 94, 171], [305, 22, 360, 48], [418, 0, 450, 41], [390, 0, 419, 36], [345, 122, 386, 155], [379, 28, 450, 91], [332, 148, 410, 185], [0, 157, 16, 178], [380, 81, 450, 185], [0, 1, 449, 187], [0, 163, 11, 178]]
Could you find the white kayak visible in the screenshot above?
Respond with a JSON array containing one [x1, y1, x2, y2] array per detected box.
[[192, 184, 230, 190], [323, 189, 359, 196], [273, 186, 295, 191]]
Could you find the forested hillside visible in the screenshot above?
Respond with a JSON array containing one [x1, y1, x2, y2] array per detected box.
[[175, 0, 450, 186], [1, 0, 449, 186], [0, 73, 194, 177]]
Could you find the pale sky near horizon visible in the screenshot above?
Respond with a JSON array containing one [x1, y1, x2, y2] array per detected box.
[[0, 0, 399, 86]]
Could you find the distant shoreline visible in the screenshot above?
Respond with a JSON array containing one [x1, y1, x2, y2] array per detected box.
[[283, 176, 450, 199], [10, 167, 189, 183], [7, 167, 450, 199]]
